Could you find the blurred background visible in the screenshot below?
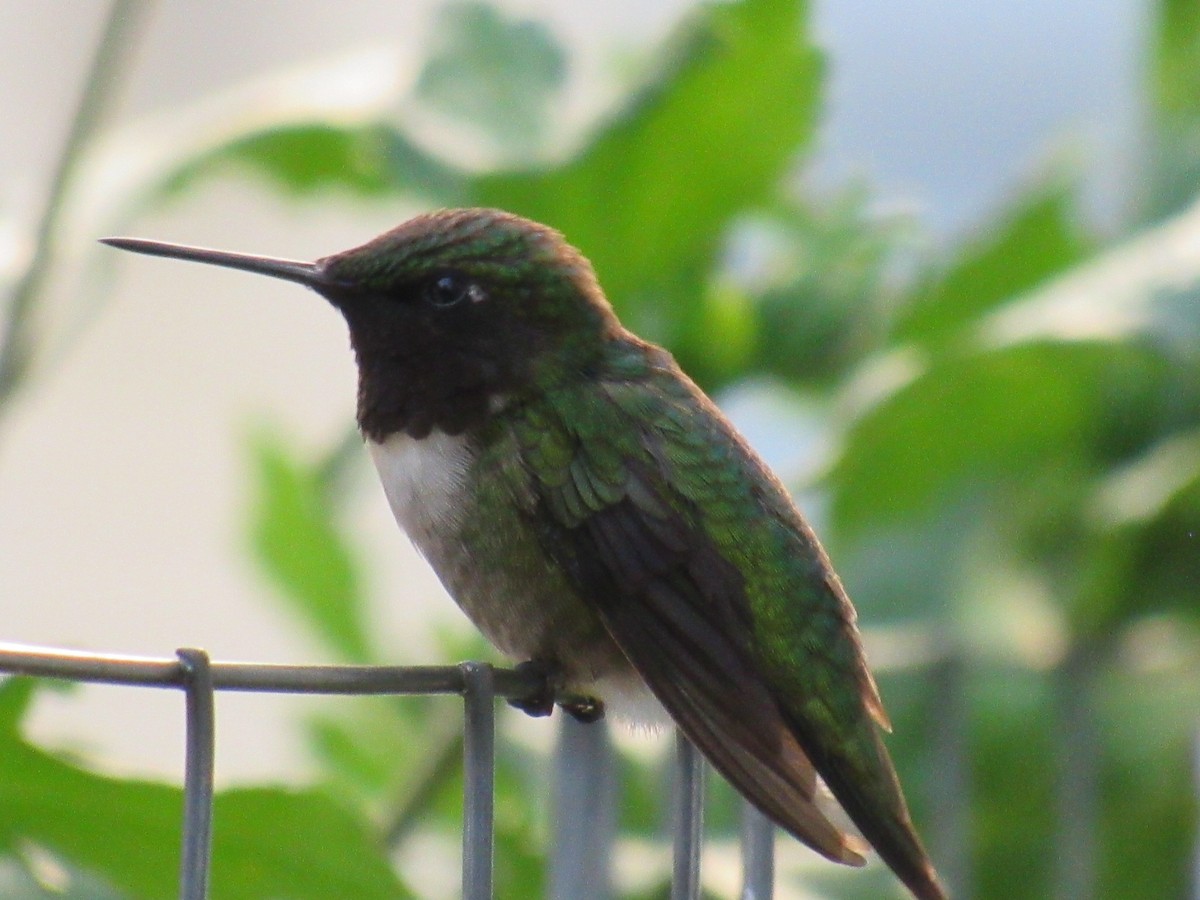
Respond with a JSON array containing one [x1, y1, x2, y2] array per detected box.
[[1, 0, 1197, 897]]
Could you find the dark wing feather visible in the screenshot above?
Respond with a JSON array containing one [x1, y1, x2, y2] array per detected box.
[[536, 459, 866, 865]]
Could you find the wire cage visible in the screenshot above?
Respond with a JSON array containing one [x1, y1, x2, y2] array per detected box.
[[0, 642, 776, 900]]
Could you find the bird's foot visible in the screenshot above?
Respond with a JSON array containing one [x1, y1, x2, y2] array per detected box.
[[506, 660, 605, 723], [508, 660, 557, 717], [559, 694, 605, 723]]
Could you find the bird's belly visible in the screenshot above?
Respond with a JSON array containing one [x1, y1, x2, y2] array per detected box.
[[366, 430, 642, 703]]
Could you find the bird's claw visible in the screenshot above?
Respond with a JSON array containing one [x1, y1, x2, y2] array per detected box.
[[506, 660, 605, 723], [559, 694, 605, 723], [507, 660, 556, 717]]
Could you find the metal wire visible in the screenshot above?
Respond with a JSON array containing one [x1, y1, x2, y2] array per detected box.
[[176, 649, 215, 900], [0, 642, 545, 697], [551, 717, 615, 900], [461, 662, 496, 900], [0, 641, 773, 899], [671, 731, 705, 900], [740, 801, 775, 900]]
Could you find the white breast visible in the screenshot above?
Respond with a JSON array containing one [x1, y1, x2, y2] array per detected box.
[[366, 430, 473, 545]]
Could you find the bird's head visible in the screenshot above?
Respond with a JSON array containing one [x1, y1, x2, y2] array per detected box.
[[104, 208, 623, 439]]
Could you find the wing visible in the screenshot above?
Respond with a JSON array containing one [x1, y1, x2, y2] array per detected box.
[[574, 493, 866, 866], [510, 348, 868, 866]]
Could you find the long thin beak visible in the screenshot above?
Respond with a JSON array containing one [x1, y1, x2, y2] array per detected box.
[[100, 237, 336, 290]]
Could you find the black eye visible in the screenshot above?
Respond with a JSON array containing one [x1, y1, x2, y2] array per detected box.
[[425, 273, 484, 308]]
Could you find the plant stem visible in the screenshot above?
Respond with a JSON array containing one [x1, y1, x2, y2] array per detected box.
[[0, 0, 156, 414], [383, 711, 466, 847]]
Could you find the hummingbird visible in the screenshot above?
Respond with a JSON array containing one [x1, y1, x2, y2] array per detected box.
[[103, 208, 945, 899]]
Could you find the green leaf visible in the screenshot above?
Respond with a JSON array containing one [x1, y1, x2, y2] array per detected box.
[[1146, 0, 1200, 217], [474, 0, 822, 376], [0, 677, 36, 737], [1154, 0, 1200, 118], [0, 724, 409, 898], [0, 681, 409, 899], [830, 341, 1140, 533], [247, 428, 370, 662], [895, 184, 1089, 345], [0, 705, 177, 896], [158, 123, 466, 204], [415, 2, 566, 159], [212, 788, 412, 899]]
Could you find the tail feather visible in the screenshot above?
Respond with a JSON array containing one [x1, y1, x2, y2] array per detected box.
[[791, 713, 949, 900]]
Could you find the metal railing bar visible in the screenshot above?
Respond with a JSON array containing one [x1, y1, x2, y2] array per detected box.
[[0, 642, 182, 684], [176, 648, 215, 900], [739, 801, 774, 900], [670, 731, 705, 900], [460, 662, 496, 900], [0, 643, 543, 699], [551, 716, 615, 900]]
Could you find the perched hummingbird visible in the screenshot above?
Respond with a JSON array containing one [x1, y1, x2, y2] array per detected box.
[[103, 209, 945, 899]]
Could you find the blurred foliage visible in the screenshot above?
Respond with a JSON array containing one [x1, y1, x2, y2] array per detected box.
[[1147, 0, 1200, 220], [415, 2, 566, 160], [248, 427, 370, 663], [3, 0, 1200, 898], [0, 679, 412, 899], [893, 184, 1090, 346]]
